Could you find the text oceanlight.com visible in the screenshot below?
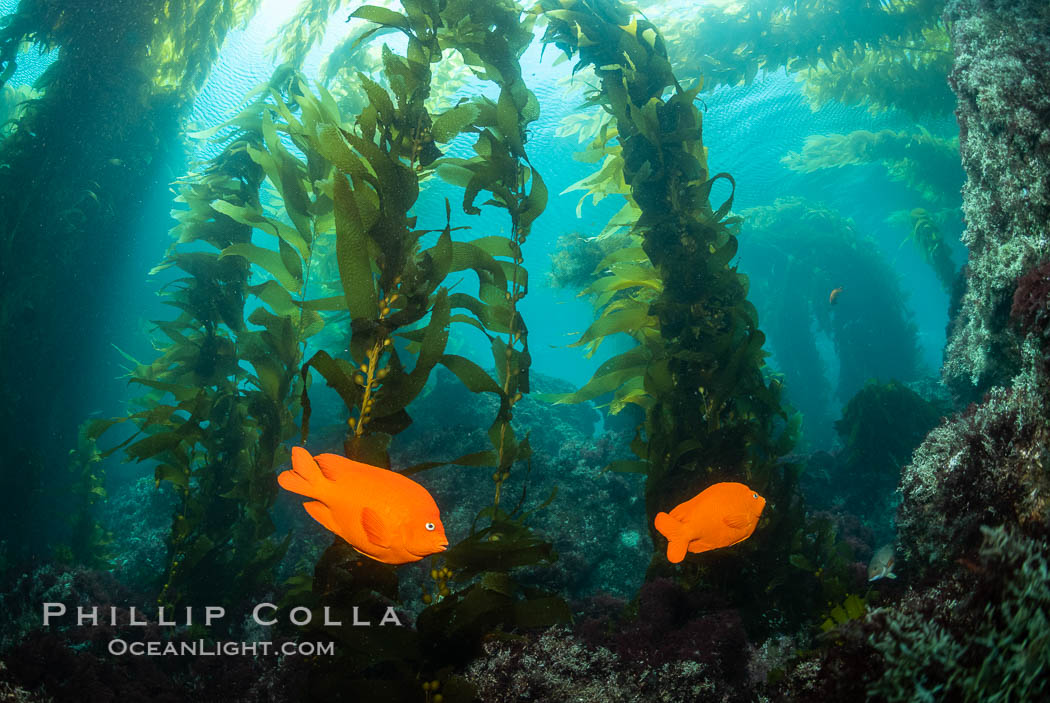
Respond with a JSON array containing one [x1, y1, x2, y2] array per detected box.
[[108, 639, 335, 657]]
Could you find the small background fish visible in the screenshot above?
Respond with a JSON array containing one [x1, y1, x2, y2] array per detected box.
[[868, 544, 897, 581]]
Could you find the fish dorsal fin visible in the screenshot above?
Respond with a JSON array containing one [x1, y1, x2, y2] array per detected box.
[[668, 502, 692, 521], [361, 507, 389, 548], [722, 513, 750, 529], [302, 501, 338, 534], [315, 453, 355, 482]]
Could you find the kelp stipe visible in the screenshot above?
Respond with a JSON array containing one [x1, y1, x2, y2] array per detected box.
[[274, 1, 565, 698], [541, 0, 795, 528], [0, 0, 265, 569], [87, 75, 329, 617]]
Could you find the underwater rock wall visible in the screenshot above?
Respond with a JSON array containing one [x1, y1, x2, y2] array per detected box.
[[902, 0, 1050, 578], [941, 0, 1050, 394], [852, 2, 1050, 697], [775, 3, 1050, 698]]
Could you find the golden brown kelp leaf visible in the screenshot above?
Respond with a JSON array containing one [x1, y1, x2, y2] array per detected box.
[[86, 78, 338, 614], [334, 173, 380, 320]]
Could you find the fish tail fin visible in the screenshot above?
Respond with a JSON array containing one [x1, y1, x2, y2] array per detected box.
[[277, 446, 328, 499], [654, 511, 689, 564]]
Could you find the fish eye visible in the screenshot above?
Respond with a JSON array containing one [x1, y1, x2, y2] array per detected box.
[[753, 493, 758, 499], [425, 522, 435, 531]]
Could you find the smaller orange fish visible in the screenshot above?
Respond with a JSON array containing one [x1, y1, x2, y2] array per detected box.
[[829, 287, 844, 305], [654, 482, 766, 563], [278, 447, 448, 565]]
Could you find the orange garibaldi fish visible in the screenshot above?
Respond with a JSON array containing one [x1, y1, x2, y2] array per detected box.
[[278, 446, 448, 565], [654, 482, 766, 563]]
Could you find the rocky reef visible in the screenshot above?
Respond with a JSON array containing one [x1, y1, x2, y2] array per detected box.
[[780, 0, 1050, 698], [942, 0, 1050, 395], [465, 579, 757, 702], [901, 0, 1050, 596]]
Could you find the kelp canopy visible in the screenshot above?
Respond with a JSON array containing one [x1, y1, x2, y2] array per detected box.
[[642, 0, 953, 118]]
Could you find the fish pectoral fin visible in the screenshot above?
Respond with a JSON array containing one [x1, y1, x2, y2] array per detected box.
[[360, 507, 390, 548], [722, 513, 750, 530], [667, 540, 689, 563], [302, 501, 338, 534]]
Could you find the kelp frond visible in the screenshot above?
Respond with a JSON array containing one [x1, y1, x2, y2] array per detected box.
[[782, 128, 962, 205]]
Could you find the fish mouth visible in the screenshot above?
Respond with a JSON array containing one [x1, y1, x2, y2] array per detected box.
[[407, 542, 448, 557]]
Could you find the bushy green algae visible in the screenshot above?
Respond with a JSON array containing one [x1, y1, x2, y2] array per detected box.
[[871, 526, 1050, 703]]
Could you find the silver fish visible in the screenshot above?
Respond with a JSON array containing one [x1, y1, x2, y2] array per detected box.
[[868, 544, 897, 582]]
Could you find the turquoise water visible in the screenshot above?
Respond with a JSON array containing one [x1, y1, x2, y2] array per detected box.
[[1, 0, 1003, 700], [4, 0, 958, 436]]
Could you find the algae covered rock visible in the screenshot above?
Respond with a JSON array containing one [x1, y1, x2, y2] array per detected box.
[[942, 0, 1050, 396]]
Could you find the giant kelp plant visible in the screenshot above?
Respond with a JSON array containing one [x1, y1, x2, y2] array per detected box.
[[0, 0, 264, 569], [88, 0, 565, 698], [740, 198, 922, 444], [87, 72, 327, 612], [538, 0, 808, 625]]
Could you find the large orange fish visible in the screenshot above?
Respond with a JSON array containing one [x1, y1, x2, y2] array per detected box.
[[654, 482, 766, 563], [278, 447, 448, 565]]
